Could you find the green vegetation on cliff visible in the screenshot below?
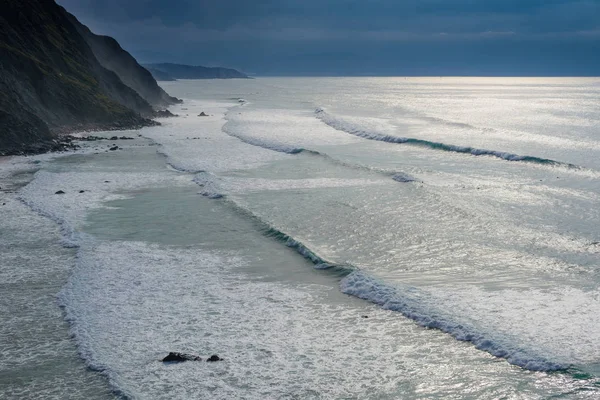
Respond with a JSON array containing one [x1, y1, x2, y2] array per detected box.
[[0, 0, 179, 155]]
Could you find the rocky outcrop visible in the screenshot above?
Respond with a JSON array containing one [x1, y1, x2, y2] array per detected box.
[[162, 352, 202, 363], [144, 63, 250, 80], [0, 0, 178, 155], [161, 352, 223, 363]]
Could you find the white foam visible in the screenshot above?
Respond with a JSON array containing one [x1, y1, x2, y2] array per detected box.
[[340, 270, 567, 371], [8, 84, 600, 398], [192, 171, 386, 198], [223, 107, 363, 154], [143, 101, 288, 173], [18, 166, 191, 247], [59, 239, 587, 399]]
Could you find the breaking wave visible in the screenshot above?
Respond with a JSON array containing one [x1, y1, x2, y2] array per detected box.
[[215, 194, 569, 373], [222, 119, 419, 184], [339, 270, 567, 372], [193, 172, 225, 199], [222, 123, 304, 154], [315, 108, 580, 169]]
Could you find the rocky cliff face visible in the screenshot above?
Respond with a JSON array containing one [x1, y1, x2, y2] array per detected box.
[[0, 0, 179, 155], [69, 15, 181, 108]]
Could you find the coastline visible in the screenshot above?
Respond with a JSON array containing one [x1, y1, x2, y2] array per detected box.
[[0, 101, 217, 398], [0, 157, 115, 399], [0, 118, 162, 157], [3, 87, 599, 398]]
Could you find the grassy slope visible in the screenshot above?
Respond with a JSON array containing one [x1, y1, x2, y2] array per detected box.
[[0, 0, 156, 154]]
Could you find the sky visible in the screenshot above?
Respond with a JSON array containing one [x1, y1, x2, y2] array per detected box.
[[57, 0, 600, 76]]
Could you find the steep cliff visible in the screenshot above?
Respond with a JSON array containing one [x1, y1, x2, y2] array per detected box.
[[69, 15, 181, 108], [146, 68, 176, 82], [0, 0, 178, 155]]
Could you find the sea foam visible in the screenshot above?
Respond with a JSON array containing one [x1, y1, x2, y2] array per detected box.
[[340, 270, 566, 371]]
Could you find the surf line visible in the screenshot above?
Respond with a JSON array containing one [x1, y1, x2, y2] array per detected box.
[[315, 108, 581, 169], [198, 187, 568, 373]]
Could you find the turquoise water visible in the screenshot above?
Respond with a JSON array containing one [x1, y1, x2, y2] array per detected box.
[[4, 77, 600, 399]]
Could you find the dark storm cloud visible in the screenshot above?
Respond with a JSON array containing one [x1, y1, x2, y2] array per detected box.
[[57, 0, 600, 75]]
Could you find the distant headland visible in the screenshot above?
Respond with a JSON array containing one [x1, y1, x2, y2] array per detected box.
[[143, 63, 251, 81]]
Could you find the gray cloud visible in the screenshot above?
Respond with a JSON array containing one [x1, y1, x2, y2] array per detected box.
[[57, 0, 600, 75]]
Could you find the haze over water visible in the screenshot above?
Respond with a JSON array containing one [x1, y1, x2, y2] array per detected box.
[[4, 77, 600, 398]]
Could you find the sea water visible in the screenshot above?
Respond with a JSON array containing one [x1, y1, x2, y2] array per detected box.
[[2, 77, 600, 399]]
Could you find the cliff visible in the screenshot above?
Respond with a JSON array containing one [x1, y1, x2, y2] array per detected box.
[[69, 15, 181, 108], [144, 63, 250, 80], [146, 67, 176, 82], [0, 0, 179, 155]]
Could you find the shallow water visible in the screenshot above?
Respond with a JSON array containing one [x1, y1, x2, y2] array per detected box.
[[0, 163, 114, 400], [3, 77, 600, 399]]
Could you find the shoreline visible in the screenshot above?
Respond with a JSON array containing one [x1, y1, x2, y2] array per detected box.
[[0, 100, 197, 398], [0, 117, 165, 157], [3, 88, 599, 398], [0, 158, 116, 399]]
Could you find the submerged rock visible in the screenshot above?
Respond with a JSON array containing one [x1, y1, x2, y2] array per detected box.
[[109, 146, 119, 151], [207, 355, 223, 362], [55, 190, 65, 195], [198, 112, 208, 117], [162, 352, 202, 363]]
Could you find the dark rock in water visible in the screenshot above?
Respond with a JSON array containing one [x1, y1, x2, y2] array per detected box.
[[392, 173, 417, 183], [162, 352, 202, 363], [119, 136, 134, 140], [362, 315, 369, 319], [198, 112, 208, 117], [79, 190, 85, 193], [104, 181, 110, 183], [154, 110, 177, 118], [55, 190, 65, 194], [109, 146, 119, 151], [78, 135, 105, 142], [206, 355, 223, 362], [110, 136, 119, 140]]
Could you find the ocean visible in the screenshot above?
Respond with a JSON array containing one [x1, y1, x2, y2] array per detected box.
[[2, 77, 600, 399]]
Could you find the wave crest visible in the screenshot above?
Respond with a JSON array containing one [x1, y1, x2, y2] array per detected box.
[[340, 270, 566, 372], [315, 108, 579, 169]]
